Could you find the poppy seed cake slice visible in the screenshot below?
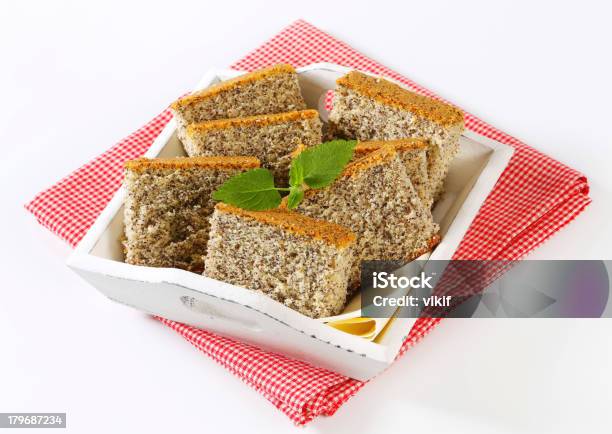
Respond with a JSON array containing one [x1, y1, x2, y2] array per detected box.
[[204, 203, 356, 319], [123, 156, 260, 273], [294, 146, 439, 288], [183, 110, 322, 185], [329, 71, 465, 202], [354, 138, 431, 207], [171, 64, 306, 142]]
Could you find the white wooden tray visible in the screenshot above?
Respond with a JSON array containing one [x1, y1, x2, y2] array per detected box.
[[67, 63, 514, 380]]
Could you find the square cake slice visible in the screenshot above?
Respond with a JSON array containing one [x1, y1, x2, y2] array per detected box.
[[354, 138, 431, 208], [183, 110, 322, 185], [294, 145, 439, 288], [329, 70, 465, 202], [204, 203, 356, 319], [170, 64, 306, 141], [123, 156, 260, 273]]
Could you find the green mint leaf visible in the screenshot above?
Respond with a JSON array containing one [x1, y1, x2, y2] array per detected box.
[[291, 140, 356, 189], [286, 186, 304, 209], [288, 156, 304, 187], [212, 168, 281, 210]]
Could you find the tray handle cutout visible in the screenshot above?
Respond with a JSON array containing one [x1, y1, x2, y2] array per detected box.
[[180, 295, 264, 332]]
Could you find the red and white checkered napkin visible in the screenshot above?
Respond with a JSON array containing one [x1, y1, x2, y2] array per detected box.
[[25, 20, 590, 425]]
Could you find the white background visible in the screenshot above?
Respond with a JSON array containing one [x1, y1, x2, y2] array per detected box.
[[2, 1, 612, 433]]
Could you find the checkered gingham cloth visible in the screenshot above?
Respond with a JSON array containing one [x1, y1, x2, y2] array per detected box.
[[25, 20, 590, 425]]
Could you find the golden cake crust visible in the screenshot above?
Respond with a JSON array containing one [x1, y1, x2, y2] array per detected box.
[[341, 145, 397, 178], [215, 203, 356, 248], [355, 138, 429, 154], [187, 110, 319, 135], [408, 234, 441, 261], [337, 71, 464, 126], [289, 143, 397, 180], [171, 64, 297, 110], [125, 156, 260, 172]]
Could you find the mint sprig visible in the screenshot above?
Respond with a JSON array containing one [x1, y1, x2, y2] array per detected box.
[[212, 168, 281, 210], [286, 186, 304, 209], [212, 140, 356, 211], [290, 139, 357, 189]]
